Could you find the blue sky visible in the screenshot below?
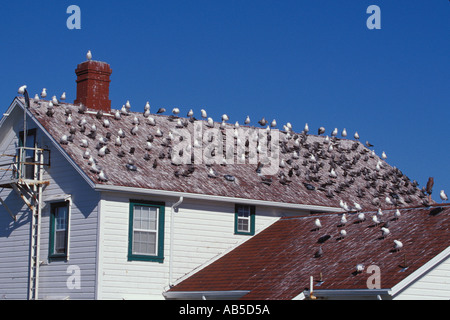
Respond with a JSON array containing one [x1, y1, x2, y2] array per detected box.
[[1, 0, 449, 201]]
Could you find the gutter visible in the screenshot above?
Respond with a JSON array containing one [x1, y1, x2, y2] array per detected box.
[[306, 288, 392, 299], [169, 196, 184, 287], [94, 184, 343, 213]]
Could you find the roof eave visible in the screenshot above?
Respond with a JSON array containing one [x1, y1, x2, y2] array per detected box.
[[94, 183, 344, 213]]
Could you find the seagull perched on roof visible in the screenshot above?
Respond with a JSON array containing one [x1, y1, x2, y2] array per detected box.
[[341, 128, 347, 138], [314, 218, 322, 230], [440, 190, 448, 202], [187, 109, 194, 117], [222, 114, 229, 122], [331, 128, 338, 137], [60, 92, 66, 101], [340, 213, 347, 225], [381, 227, 390, 238], [258, 117, 268, 127], [304, 123, 309, 134], [172, 107, 180, 115], [98, 170, 109, 182], [353, 202, 362, 212], [245, 116, 250, 125], [200, 109, 207, 119], [86, 50, 92, 61], [354, 132, 360, 140], [270, 119, 277, 128], [41, 88, 47, 98], [18, 85, 27, 94], [314, 246, 323, 258], [156, 108, 166, 114], [381, 151, 387, 160], [318, 127, 325, 135], [393, 240, 403, 251], [365, 141, 374, 148]]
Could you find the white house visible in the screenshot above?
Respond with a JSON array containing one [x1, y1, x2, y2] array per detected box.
[[0, 54, 444, 300]]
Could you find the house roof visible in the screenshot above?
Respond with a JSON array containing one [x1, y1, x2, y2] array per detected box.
[[168, 204, 450, 299], [17, 96, 427, 210]]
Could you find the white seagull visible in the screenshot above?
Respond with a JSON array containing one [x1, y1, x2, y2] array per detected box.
[[393, 240, 403, 251], [341, 128, 347, 138], [440, 190, 448, 202], [354, 131, 360, 140], [41, 88, 47, 98], [314, 218, 322, 230], [60, 92, 66, 101], [340, 214, 347, 225], [18, 85, 27, 94], [245, 116, 250, 125], [86, 50, 92, 61]]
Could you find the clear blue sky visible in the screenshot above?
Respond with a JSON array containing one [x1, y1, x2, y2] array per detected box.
[[1, 0, 449, 201]]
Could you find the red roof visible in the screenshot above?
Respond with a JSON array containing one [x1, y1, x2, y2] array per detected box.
[[169, 204, 450, 299]]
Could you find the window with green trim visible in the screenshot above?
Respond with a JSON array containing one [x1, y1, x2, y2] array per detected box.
[[49, 201, 69, 260], [128, 200, 165, 263], [234, 204, 255, 235]]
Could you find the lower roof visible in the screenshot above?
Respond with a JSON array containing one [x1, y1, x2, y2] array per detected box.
[[168, 204, 450, 300]]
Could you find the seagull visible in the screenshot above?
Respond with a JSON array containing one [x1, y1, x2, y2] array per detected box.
[[270, 119, 277, 128], [318, 127, 325, 135], [372, 215, 381, 225], [330, 168, 337, 178], [132, 116, 139, 125], [103, 119, 110, 128], [304, 123, 309, 134], [86, 50, 92, 61], [258, 117, 268, 127], [341, 128, 347, 138], [440, 190, 448, 202], [148, 117, 156, 126], [187, 109, 194, 117], [354, 132, 360, 140], [60, 135, 68, 145], [80, 139, 89, 148], [172, 107, 180, 115], [381, 151, 387, 160], [393, 240, 403, 251], [200, 109, 207, 119], [144, 101, 150, 111], [34, 94, 39, 100], [115, 136, 122, 147], [98, 146, 107, 157], [394, 209, 401, 220], [385, 196, 394, 206], [377, 208, 383, 216], [18, 85, 27, 94], [98, 170, 109, 182], [118, 128, 125, 138], [125, 100, 131, 111], [353, 202, 362, 212], [331, 128, 338, 137], [357, 212, 365, 222], [206, 117, 214, 128], [208, 167, 218, 178], [156, 108, 166, 114], [340, 213, 347, 225], [245, 116, 250, 125], [155, 128, 163, 137], [365, 141, 374, 148], [339, 229, 347, 238], [41, 88, 47, 98], [381, 227, 390, 238], [314, 218, 322, 230], [356, 264, 364, 273], [120, 105, 128, 115], [131, 125, 139, 135], [65, 114, 73, 125], [222, 114, 229, 122]]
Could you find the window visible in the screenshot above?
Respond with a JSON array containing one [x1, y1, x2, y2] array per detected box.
[[128, 200, 165, 262], [235, 204, 255, 235], [49, 201, 70, 260], [18, 129, 37, 179]]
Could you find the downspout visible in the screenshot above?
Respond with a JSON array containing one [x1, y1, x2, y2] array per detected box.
[[169, 196, 183, 287]]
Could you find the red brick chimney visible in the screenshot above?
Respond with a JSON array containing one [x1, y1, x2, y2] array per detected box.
[[74, 60, 112, 112]]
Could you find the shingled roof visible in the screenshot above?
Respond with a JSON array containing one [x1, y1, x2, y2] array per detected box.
[[167, 204, 450, 299], [18, 96, 428, 210]]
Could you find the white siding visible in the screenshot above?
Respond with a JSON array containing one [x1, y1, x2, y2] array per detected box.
[[394, 255, 450, 300], [99, 192, 308, 299], [0, 107, 100, 300]]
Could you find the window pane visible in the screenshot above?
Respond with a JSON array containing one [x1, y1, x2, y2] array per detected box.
[[238, 217, 249, 232], [132, 205, 159, 256], [52, 204, 68, 255]]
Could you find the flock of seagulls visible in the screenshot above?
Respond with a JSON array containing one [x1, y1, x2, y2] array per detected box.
[[16, 82, 447, 211], [311, 205, 411, 275]]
